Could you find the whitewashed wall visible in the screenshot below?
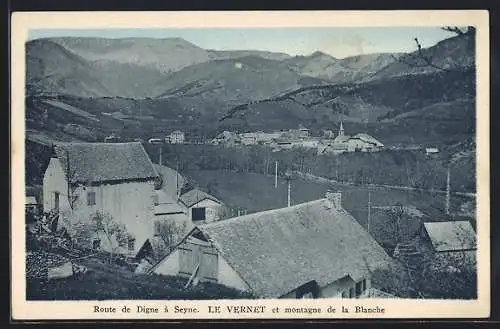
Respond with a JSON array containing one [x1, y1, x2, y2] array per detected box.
[[43, 158, 71, 214], [189, 199, 224, 223], [44, 158, 157, 255], [153, 235, 249, 292]]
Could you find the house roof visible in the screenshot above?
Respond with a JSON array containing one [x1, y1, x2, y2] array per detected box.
[[333, 135, 350, 144], [179, 189, 223, 208], [350, 133, 384, 147], [155, 203, 187, 215], [53, 142, 159, 184], [153, 164, 185, 198], [195, 199, 391, 298], [423, 221, 477, 252], [26, 196, 37, 205]]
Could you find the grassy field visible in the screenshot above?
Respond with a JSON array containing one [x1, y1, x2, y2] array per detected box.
[[184, 169, 476, 250], [27, 254, 253, 300]]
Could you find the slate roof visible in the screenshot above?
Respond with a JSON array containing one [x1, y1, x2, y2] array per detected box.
[[179, 189, 223, 208], [350, 133, 384, 147], [53, 142, 159, 184], [195, 198, 391, 298], [423, 221, 477, 252]]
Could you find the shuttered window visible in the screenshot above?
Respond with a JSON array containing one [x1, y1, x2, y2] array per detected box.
[[200, 252, 218, 281], [87, 191, 96, 206], [179, 248, 196, 275]]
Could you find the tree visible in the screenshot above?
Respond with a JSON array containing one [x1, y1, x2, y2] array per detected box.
[[154, 219, 188, 254], [63, 211, 132, 263]]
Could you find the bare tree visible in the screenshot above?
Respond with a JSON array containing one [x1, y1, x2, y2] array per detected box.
[[392, 26, 475, 73], [154, 219, 188, 254], [63, 211, 132, 263]]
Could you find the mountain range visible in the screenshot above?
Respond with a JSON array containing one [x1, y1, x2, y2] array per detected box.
[[25, 30, 475, 148]]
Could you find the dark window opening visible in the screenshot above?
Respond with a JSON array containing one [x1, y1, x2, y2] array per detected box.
[[192, 207, 206, 221], [87, 191, 96, 206], [362, 279, 366, 292], [355, 281, 362, 296], [54, 192, 60, 211], [349, 287, 355, 298], [92, 239, 101, 250]]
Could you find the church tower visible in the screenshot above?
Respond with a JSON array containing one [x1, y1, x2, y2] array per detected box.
[[338, 120, 345, 137]]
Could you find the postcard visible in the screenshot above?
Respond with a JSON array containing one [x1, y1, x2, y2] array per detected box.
[[11, 10, 490, 320]]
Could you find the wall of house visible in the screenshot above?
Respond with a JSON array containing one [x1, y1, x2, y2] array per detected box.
[[153, 249, 180, 275], [346, 139, 371, 152], [320, 277, 371, 298], [43, 157, 72, 214], [189, 199, 224, 223], [153, 235, 250, 292], [279, 277, 371, 299], [52, 168, 157, 255], [154, 212, 191, 230]]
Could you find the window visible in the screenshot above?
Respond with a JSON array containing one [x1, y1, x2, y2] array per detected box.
[[192, 207, 206, 221], [92, 239, 101, 250], [349, 287, 355, 298], [362, 279, 366, 292], [355, 281, 362, 296], [87, 191, 96, 206], [128, 238, 135, 252], [54, 192, 60, 210]]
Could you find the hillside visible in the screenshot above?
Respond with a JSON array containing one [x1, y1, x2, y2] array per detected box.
[[152, 55, 328, 109], [45, 37, 214, 73], [284, 51, 403, 83], [367, 32, 475, 81], [46, 37, 292, 73], [26, 39, 168, 98], [219, 68, 475, 145]]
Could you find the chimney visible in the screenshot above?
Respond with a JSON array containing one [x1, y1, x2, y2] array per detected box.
[[326, 190, 342, 209]]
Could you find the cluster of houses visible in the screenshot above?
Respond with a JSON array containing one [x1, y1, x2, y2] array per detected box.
[[147, 130, 186, 144], [210, 122, 385, 155], [28, 140, 476, 299]]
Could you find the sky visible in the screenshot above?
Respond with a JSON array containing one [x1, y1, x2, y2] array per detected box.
[[28, 27, 459, 59]]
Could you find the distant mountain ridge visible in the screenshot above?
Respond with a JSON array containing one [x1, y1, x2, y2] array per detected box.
[[25, 32, 476, 150], [26, 36, 411, 99]]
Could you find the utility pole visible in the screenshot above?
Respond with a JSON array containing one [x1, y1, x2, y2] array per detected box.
[[285, 172, 292, 207], [445, 164, 451, 216], [287, 180, 291, 207], [275, 161, 278, 189], [176, 158, 179, 198], [367, 191, 371, 234], [159, 145, 163, 166]]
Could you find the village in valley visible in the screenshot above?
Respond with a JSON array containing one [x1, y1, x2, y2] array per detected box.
[[24, 26, 477, 301]]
